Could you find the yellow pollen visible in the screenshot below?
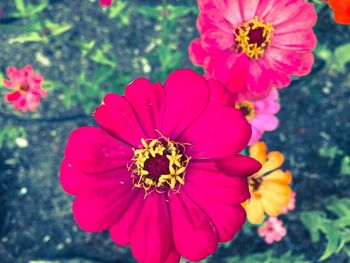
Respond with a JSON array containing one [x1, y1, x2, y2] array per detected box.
[[233, 16, 274, 59], [130, 134, 191, 197], [235, 100, 256, 121]]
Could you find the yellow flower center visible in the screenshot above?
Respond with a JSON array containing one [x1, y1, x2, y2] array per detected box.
[[235, 100, 256, 121], [233, 16, 274, 59], [130, 136, 191, 196]]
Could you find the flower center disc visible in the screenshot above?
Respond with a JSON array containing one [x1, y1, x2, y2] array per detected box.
[[234, 16, 274, 59], [236, 100, 256, 121], [131, 137, 191, 196]]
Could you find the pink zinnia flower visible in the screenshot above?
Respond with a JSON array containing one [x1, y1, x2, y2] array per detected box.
[[235, 88, 280, 145], [60, 69, 261, 263], [189, 0, 317, 99], [258, 217, 287, 244], [281, 191, 296, 214], [3, 65, 47, 112], [99, 0, 113, 7]]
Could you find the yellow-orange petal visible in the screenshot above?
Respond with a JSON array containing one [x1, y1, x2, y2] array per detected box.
[[260, 185, 290, 207], [261, 195, 284, 217], [264, 169, 292, 184], [259, 151, 284, 175], [246, 195, 265, 224], [249, 142, 267, 164], [262, 181, 292, 196]]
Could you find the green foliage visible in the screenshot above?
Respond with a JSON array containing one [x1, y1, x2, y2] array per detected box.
[[13, 0, 48, 18], [225, 251, 310, 263], [300, 199, 350, 261], [7, 20, 72, 44], [315, 44, 350, 73], [0, 126, 26, 149], [318, 145, 343, 160], [108, 0, 130, 25], [340, 156, 350, 176]]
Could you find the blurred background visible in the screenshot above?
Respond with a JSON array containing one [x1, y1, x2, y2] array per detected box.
[[0, 0, 350, 262]]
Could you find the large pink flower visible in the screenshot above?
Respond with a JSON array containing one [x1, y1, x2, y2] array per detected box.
[[189, 0, 317, 99], [235, 88, 280, 145], [3, 65, 47, 112], [60, 69, 261, 263]]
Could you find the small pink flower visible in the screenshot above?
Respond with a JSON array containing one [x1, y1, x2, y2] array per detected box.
[[281, 191, 296, 214], [258, 217, 287, 244], [99, 0, 113, 7], [60, 69, 261, 263], [3, 65, 47, 112], [189, 0, 317, 99], [235, 88, 280, 145]]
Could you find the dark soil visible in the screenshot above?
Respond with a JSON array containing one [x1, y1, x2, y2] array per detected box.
[[0, 1, 349, 263]]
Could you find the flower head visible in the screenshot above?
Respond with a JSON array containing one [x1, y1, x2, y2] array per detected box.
[[3, 65, 47, 112], [244, 142, 292, 224], [99, 0, 113, 7], [235, 88, 280, 145], [328, 0, 350, 24], [189, 0, 317, 99], [258, 217, 287, 244], [60, 69, 261, 263]]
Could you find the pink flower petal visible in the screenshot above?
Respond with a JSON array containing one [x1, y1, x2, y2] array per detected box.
[[94, 93, 146, 147], [216, 154, 262, 177], [64, 127, 132, 173], [241, 0, 260, 21], [270, 30, 317, 52], [188, 38, 208, 66], [201, 29, 235, 52], [130, 193, 172, 263], [207, 79, 235, 109], [250, 114, 279, 131], [163, 247, 181, 263], [72, 172, 135, 232], [5, 91, 21, 102], [161, 69, 209, 139], [179, 107, 251, 159], [110, 192, 144, 246], [170, 192, 218, 262], [124, 78, 165, 138], [185, 162, 250, 205]]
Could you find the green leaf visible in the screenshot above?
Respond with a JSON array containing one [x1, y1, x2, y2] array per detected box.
[[300, 212, 323, 242], [45, 21, 72, 36], [319, 224, 341, 261], [8, 32, 46, 44], [340, 156, 350, 176], [15, 0, 26, 16], [137, 6, 162, 19], [334, 43, 350, 73], [109, 1, 127, 19], [90, 49, 117, 68], [168, 5, 195, 20]]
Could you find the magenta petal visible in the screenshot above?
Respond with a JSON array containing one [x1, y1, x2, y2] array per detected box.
[[163, 247, 181, 263], [201, 29, 235, 52], [72, 173, 135, 232], [185, 162, 250, 205], [270, 30, 317, 52], [207, 79, 235, 109], [124, 78, 165, 138], [170, 192, 218, 262], [110, 192, 144, 246], [188, 38, 208, 66], [130, 194, 172, 263], [5, 91, 21, 102], [94, 93, 146, 147], [216, 154, 262, 177], [180, 107, 251, 159], [162, 69, 209, 138], [64, 127, 132, 173]]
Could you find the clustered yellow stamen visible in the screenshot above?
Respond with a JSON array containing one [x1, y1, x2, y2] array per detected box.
[[235, 100, 256, 121], [234, 16, 274, 59], [130, 135, 191, 197]]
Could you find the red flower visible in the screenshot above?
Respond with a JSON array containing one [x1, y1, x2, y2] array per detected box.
[[328, 0, 350, 24], [60, 69, 261, 263], [99, 0, 113, 7], [3, 65, 47, 112]]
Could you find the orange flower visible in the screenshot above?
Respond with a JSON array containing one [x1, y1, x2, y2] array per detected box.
[[329, 0, 350, 25], [244, 142, 292, 224]]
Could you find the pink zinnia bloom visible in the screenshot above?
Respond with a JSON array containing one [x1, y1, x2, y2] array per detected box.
[[281, 191, 296, 214], [60, 69, 261, 263], [3, 65, 47, 112], [235, 88, 280, 145], [99, 0, 113, 7], [258, 217, 287, 244], [189, 0, 317, 99]]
